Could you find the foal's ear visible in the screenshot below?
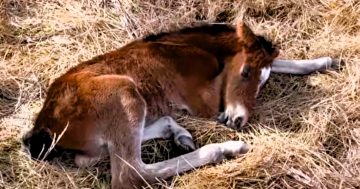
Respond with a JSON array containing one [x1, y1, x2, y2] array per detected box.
[[271, 47, 280, 58], [236, 21, 256, 45]]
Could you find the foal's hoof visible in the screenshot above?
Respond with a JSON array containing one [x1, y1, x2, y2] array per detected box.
[[175, 135, 196, 151], [330, 58, 345, 71], [221, 141, 250, 157]]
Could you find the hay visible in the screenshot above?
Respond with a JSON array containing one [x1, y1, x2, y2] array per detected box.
[[0, 0, 359, 188]]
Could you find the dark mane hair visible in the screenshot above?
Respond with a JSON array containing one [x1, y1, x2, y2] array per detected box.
[[143, 23, 277, 55], [143, 23, 235, 42], [256, 35, 277, 55]]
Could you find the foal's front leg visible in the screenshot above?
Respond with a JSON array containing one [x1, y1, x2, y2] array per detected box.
[[260, 57, 335, 88], [271, 57, 334, 75], [142, 116, 196, 151]]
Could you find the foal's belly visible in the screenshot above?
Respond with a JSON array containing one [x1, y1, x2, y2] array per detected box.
[[135, 68, 221, 123]]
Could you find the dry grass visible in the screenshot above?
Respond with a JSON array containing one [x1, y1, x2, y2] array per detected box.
[[1, 0, 359, 188]]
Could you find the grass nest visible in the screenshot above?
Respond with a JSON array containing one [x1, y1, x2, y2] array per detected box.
[[1, 0, 359, 188]]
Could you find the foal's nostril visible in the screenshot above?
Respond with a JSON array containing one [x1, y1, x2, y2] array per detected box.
[[217, 113, 228, 124], [234, 117, 243, 128]]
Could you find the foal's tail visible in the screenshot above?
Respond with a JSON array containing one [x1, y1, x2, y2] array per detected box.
[[22, 128, 58, 160]]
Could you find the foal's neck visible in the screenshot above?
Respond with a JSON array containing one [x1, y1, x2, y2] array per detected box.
[[144, 30, 240, 60]]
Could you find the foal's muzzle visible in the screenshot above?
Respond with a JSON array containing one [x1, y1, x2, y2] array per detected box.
[[217, 113, 245, 130]]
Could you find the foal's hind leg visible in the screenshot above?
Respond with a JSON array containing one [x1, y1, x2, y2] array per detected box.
[[91, 75, 250, 188], [88, 75, 149, 188], [143, 116, 195, 151]]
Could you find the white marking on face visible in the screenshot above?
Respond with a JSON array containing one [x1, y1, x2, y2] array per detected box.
[[256, 66, 271, 97], [238, 64, 245, 75], [259, 66, 271, 87]]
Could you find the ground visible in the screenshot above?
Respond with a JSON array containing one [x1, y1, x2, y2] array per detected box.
[[0, 0, 359, 188]]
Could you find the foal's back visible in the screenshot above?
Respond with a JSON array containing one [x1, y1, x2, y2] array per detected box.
[[62, 42, 217, 116]]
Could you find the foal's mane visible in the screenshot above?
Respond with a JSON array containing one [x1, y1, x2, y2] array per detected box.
[[143, 23, 235, 42], [143, 23, 277, 56]]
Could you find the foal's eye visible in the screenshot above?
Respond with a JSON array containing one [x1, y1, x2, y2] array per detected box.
[[241, 65, 250, 79]]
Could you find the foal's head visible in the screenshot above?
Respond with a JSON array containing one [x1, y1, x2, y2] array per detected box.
[[220, 22, 279, 130]]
